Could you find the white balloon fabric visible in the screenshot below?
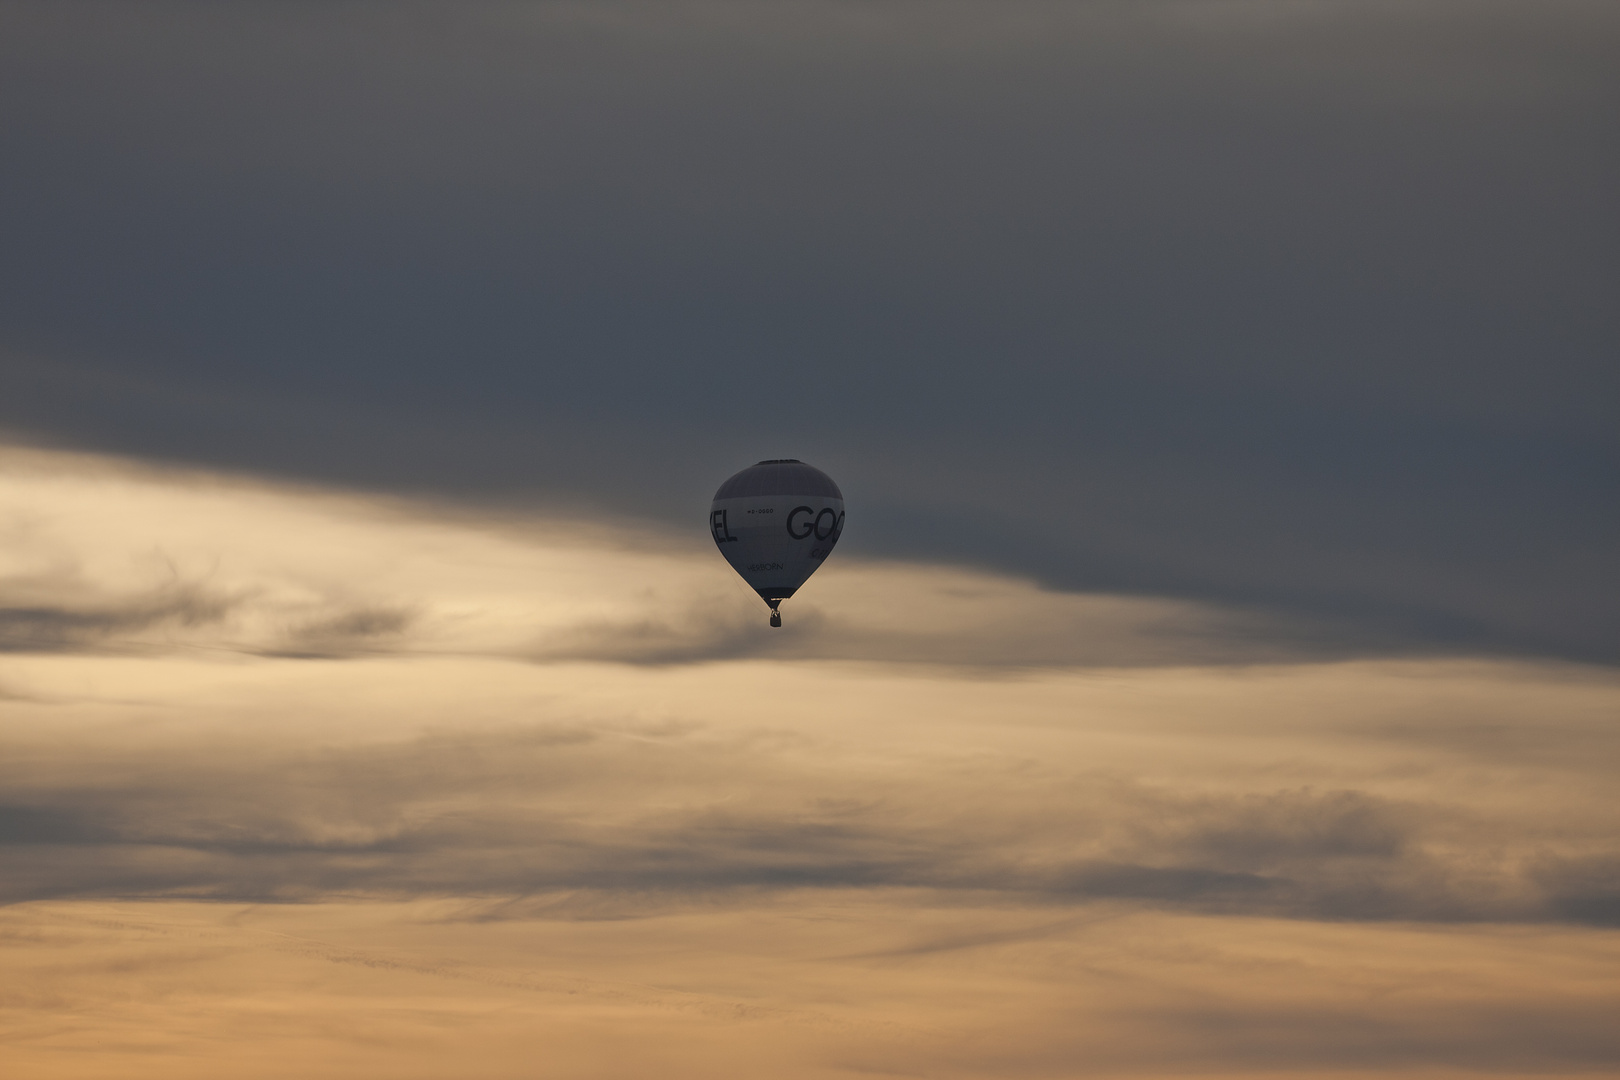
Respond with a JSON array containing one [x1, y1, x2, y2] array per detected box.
[[710, 459, 844, 626]]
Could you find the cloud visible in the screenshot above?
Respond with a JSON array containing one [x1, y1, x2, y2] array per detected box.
[[0, 709, 1605, 927], [0, 803, 117, 845], [1534, 853, 1620, 927], [0, 9, 1615, 1069], [1, 1, 1616, 663], [3, 893, 1615, 1080], [0, 448, 1612, 931], [523, 577, 1436, 670], [0, 478, 1609, 1079], [524, 602, 797, 667], [1, 443, 1452, 669], [0, 574, 239, 654], [269, 604, 418, 659], [0, 446, 1609, 930]]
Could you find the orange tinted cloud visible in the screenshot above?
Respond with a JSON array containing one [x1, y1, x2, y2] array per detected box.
[[2, 446, 1617, 1076]]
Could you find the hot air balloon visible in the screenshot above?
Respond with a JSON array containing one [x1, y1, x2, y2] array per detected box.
[[710, 459, 844, 627]]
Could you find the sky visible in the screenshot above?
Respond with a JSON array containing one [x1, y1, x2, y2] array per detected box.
[[1, 2, 1618, 1077]]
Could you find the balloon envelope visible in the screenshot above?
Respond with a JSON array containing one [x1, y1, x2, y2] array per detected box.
[[710, 459, 844, 613]]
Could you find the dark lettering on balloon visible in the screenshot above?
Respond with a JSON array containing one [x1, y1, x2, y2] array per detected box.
[[711, 509, 738, 544], [788, 505, 846, 544], [787, 506, 815, 539]]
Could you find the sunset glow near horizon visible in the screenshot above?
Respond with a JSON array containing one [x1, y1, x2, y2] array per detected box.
[[2, 447, 1616, 1077]]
